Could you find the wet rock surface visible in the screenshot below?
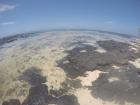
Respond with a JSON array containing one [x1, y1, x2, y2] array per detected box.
[[58, 40, 140, 78], [18, 67, 46, 86], [2, 88, 80, 105], [62, 79, 82, 89], [0, 32, 39, 46], [2, 99, 21, 105], [57, 40, 140, 104], [2, 67, 80, 105], [57, 45, 98, 78], [97, 40, 140, 61], [22, 84, 49, 105], [50, 89, 67, 97], [90, 64, 140, 105], [1, 31, 140, 105], [57, 95, 80, 105]]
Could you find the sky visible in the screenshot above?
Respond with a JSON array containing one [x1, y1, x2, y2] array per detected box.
[[0, 0, 140, 37]]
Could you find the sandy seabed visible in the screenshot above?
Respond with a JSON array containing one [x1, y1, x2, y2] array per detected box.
[[0, 31, 140, 105]]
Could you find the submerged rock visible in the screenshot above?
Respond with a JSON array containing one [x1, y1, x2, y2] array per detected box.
[[58, 40, 140, 78], [18, 67, 46, 86], [2, 99, 21, 105], [57, 95, 80, 105], [22, 84, 49, 105]]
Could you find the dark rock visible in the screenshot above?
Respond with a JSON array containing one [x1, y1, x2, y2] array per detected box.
[[97, 40, 130, 52], [62, 79, 82, 89], [50, 89, 67, 97], [58, 40, 140, 78], [0, 32, 39, 46], [57, 95, 80, 105], [90, 64, 140, 105], [22, 84, 49, 105], [57, 45, 97, 78], [18, 67, 46, 86], [2, 99, 21, 105]]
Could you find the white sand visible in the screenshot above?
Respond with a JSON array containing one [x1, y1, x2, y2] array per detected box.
[[95, 48, 107, 53], [74, 88, 134, 105], [74, 88, 120, 105], [112, 65, 120, 69], [108, 77, 120, 83], [129, 58, 140, 69], [129, 47, 139, 53], [79, 50, 87, 53], [42, 50, 67, 91], [77, 70, 102, 86]]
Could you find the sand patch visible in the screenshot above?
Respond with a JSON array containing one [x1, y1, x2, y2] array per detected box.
[[43, 62, 66, 91], [108, 77, 120, 83], [79, 50, 87, 53], [129, 58, 140, 69], [112, 65, 120, 69], [95, 47, 107, 53], [42, 48, 67, 91], [77, 70, 102, 86], [62, 60, 70, 64], [74, 88, 120, 105], [130, 47, 138, 51]]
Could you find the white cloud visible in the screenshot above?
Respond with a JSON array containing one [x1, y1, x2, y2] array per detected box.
[[104, 21, 113, 24], [1, 21, 15, 25], [0, 3, 16, 12]]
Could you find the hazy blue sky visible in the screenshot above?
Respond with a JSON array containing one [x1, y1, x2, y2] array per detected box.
[[0, 0, 140, 37]]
